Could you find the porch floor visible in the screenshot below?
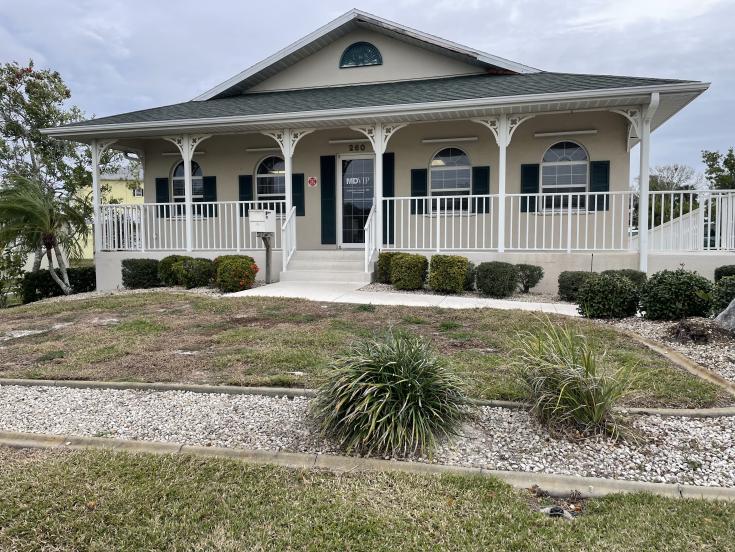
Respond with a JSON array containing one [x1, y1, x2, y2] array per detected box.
[[230, 282, 579, 316]]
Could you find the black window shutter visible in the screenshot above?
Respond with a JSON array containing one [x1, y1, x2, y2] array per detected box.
[[200, 176, 217, 217], [238, 175, 253, 217], [320, 156, 336, 244], [471, 165, 490, 213], [382, 152, 395, 244], [589, 160, 610, 211], [292, 173, 305, 216], [155, 177, 170, 218], [520, 164, 540, 213], [410, 168, 427, 215]]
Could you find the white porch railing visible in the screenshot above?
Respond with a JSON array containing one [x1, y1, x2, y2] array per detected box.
[[383, 192, 635, 252], [99, 200, 286, 252], [646, 190, 735, 252], [281, 206, 297, 270], [364, 206, 378, 272]]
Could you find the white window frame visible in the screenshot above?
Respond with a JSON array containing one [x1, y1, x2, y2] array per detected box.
[[132, 187, 143, 197], [255, 155, 286, 213], [429, 146, 473, 214], [539, 141, 589, 213]]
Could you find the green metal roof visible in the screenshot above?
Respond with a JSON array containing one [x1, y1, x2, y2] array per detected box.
[[61, 72, 697, 129]]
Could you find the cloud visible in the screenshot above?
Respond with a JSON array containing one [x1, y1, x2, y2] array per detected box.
[[0, 0, 732, 172]]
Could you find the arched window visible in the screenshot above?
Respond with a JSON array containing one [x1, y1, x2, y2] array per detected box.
[[541, 141, 589, 210], [256, 155, 285, 210], [171, 161, 203, 203], [430, 147, 471, 211], [339, 41, 383, 68]]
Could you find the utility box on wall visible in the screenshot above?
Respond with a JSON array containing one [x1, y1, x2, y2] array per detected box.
[[249, 209, 277, 234]]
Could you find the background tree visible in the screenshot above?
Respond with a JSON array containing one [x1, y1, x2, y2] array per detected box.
[[702, 148, 735, 190], [632, 164, 703, 228], [649, 163, 704, 191], [0, 60, 122, 269]]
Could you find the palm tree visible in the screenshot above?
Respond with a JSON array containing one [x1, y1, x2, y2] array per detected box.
[[0, 176, 89, 294]]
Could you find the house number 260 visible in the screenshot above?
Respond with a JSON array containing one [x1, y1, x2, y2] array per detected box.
[[348, 144, 366, 152]]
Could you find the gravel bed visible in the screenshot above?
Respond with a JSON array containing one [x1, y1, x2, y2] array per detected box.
[[1, 385, 733, 488], [359, 282, 565, 305], [610, 317, 735, 384]]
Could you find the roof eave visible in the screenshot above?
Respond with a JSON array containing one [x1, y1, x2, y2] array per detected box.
[[43, 81, 709, 139]]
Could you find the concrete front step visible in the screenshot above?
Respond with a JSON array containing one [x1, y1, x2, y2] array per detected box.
[[279, 269, 372, 284], [290, 249, 364, 260], [288, 259, 364, 271]]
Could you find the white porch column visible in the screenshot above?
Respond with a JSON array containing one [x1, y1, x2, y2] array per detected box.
[[637, 93, 660, 273], [89, 138, 117, 254], [473, 114, 533, 252], [163, 135, 210, 251], [351, 123, 406, 249], [261, 129, 314, 213]]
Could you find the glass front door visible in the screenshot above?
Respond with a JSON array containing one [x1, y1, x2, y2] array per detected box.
[[340, 157, 374, 246]]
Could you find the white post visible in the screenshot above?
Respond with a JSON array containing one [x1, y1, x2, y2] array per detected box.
[[182, 136, 194, 251], [284, 152, 293, 212], [374, 124, 384, 250], [90, 139, 117, 254], [163, 135, 211, 253], [497, 115, 509, 253], [638, 93, 659, 273]]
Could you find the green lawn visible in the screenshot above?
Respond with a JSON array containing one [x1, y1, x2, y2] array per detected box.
[[0, 292, 727, 408], [0, 447, 732, 551]]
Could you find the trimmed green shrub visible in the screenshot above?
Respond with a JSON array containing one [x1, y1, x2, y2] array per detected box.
[[715, 265, 735, 283], [121, 259, 161, 289], [713, 276, 735, 314], [428, 255, 469, 294], [20, 267, 96, 304], [516, 264, 544, 293], [476, 261, 519, 298], [601, 269, 647, 290], [390, 253, 428, 291], [376, 252, 401, 284], [558, 271, 594, 302], [311, 332, 466, 456], [640, 269, 713, 320], [212, 255, 248, 275], [577, 274, 639, 319], [215, 256, 259, 293], [179, 258, 215, 289], [514, 319, 634, 439], [159, 255, 190, 286], [464, 261, 476, 291]]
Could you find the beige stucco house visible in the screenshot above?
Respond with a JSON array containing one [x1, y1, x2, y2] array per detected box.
[[44, 9, 733, 292]]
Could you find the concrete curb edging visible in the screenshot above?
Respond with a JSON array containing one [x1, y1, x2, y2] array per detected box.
[[1, 430, 733, 502], [3, 377, 735, 418], [618, 328, 735, 397]]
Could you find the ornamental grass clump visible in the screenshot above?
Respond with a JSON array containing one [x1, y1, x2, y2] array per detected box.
[[514, 319, 635, 440], [311, 332, 467, 457]]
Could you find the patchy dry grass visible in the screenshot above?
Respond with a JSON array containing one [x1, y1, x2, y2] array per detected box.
[[0, 292, 727, 407], [0, 447, 732, 551]]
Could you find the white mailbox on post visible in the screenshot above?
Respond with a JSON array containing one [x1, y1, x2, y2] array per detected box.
[[249, 209, 276, 235]]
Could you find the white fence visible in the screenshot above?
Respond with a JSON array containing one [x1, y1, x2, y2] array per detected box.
[[100, 191, 735, 256], [100, 200, 286, 252]]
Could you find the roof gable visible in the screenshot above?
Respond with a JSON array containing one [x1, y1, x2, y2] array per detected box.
[[194, 9, 539, 100]]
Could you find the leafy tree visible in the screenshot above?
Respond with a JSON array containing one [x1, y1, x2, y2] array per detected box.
[[0, 60, 122, 269], [0, 176, 88, 294], [702, 148, 735, 190], [649, 164, 703, 191]]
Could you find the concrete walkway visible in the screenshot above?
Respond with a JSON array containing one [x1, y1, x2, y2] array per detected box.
[[232, 281, 579, 316]]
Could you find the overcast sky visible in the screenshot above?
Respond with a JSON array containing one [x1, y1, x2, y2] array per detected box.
[[1, 0, 733, 176]]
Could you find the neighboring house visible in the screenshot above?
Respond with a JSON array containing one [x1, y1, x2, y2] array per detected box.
[[44, 9, 733, 292]]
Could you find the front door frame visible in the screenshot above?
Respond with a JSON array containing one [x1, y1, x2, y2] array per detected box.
[[336, 153, 375, 249]]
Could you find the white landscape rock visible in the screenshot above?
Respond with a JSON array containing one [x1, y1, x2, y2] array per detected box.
[[0, 384, 733, 488], [716, 298, 735, 332]]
